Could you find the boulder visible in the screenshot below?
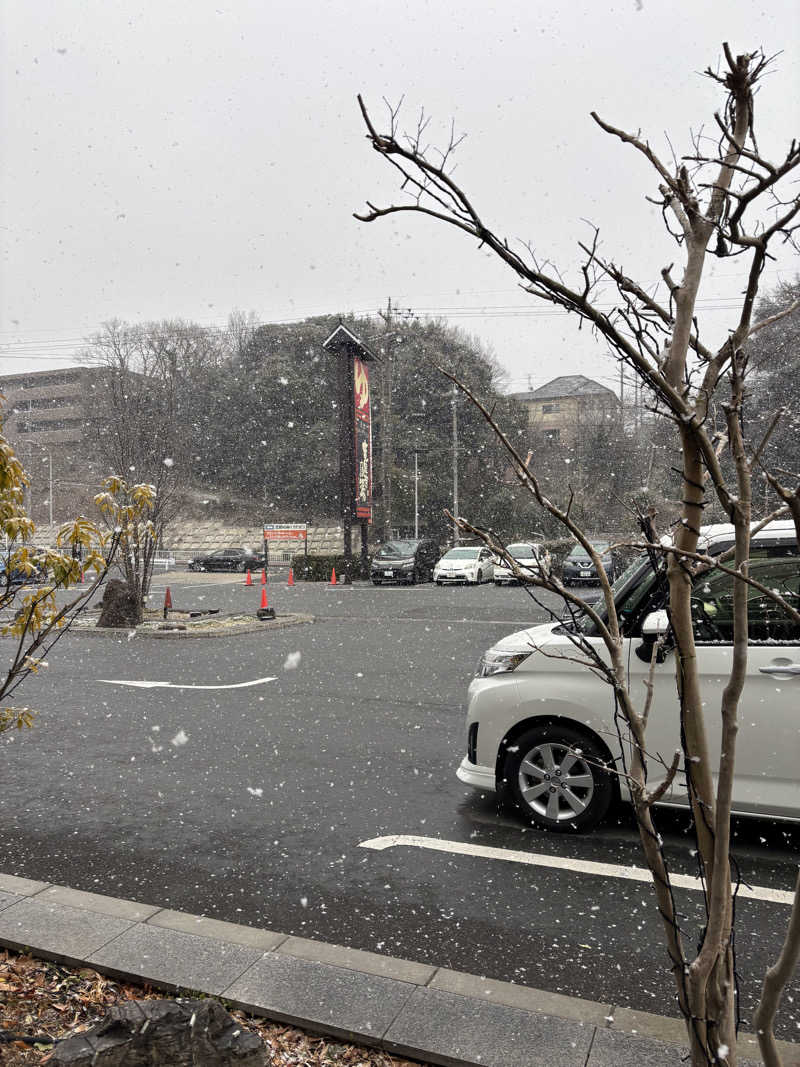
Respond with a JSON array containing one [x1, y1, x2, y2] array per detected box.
[[50, 998, 268, 1065]]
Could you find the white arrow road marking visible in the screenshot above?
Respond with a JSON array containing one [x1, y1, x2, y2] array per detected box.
[[98, 676, 277, 690], [359, 835, 794, 906]]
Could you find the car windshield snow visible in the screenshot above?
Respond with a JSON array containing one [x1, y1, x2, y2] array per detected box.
[[443, 547, 481, 559], [507, 544, 536, 558], [376, 541, 418, 557]]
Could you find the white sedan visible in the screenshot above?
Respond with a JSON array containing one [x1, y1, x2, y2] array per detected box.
[[494, 542, 552, 584], [434, 546, 495, 585]]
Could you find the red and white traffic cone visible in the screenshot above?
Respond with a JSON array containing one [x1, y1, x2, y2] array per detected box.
[[245, 569, 252, 586], [287, 567, 294, 587], [257, 585, 275, 620], [330, 567, 337, 586], [260, 568, 267, 586], [163, 586, 173, 620]]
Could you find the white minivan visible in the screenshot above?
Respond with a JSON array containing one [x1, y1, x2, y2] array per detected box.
[[457, 521, 800, 832]]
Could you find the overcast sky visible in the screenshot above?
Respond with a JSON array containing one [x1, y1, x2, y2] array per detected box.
[[1, 1, 798, 395]]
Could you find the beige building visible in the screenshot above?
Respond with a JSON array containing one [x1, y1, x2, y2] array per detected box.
[[0, 366, 105, 525], [510, 374, 619, 445]]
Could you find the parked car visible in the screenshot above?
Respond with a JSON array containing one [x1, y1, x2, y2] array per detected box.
[[434, 545, 495, 585], [371, 539, 439, 584], [561, 540, 618, 585], [457, 521, 800, 831], [187, 547, 264, 573], [494, 542, 552, 585]]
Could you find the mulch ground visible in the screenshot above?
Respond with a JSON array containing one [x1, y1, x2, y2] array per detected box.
[[0, 947, 428, 1066]]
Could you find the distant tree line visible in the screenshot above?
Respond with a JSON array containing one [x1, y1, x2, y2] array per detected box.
[[78, 280, 797, 546]]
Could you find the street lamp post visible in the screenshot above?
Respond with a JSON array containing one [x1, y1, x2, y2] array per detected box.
[[42, 453, 53, 526], [451, 386, 459, 545]]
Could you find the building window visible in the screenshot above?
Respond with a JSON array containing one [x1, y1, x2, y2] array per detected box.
[[17, 417, 84, 434], [542, 403, 560, 414]]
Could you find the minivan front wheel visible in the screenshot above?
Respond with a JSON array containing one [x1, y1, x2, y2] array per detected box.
[[503, 724, 613, 832]]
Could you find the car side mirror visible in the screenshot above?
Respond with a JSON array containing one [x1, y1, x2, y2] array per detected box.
[[641, 609, 670, 636], [636, 609, 672, 663]]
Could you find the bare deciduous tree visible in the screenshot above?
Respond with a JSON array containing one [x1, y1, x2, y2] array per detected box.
[[356, 45, 800, 1066]]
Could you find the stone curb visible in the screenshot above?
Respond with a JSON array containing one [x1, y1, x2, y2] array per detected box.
[[0, 874, 795, 1066], [65, 612, 315, 639]]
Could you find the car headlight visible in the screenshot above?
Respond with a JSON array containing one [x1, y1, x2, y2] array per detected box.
[[475, 650, 532, 677]]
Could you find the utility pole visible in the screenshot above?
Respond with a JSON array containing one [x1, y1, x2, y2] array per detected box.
[[414, 449, 419, 540], [377, 298, 415, 542], [452, 385, 459, 545]]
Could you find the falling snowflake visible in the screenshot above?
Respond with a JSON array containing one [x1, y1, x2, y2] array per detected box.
[[170, 729, 189, 747], [247, 787, 264, 797], [163, 457, 174, 468], [283, 651, 301, 670]]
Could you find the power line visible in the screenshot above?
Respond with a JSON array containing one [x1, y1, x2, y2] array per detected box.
[[0, 294, 765, 362]]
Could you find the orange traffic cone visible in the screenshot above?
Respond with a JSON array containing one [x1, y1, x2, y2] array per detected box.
[[287, 567, 294, 587], [330, 567, 337, 586], [260, 568, 267, 585], [245, 569, 252, 586], [257, 585, 275, 620], [163, 586, 173, 620]]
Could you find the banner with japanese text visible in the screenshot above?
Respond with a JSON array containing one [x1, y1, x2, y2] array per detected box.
[[354, 357, 373, 522]]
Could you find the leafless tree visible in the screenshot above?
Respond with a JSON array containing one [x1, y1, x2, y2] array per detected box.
[[356, 45, 800, 1067], [82, 319, 222, 607]]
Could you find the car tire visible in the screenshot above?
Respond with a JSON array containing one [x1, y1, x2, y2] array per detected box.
[[475, 569, 483, 585], [372, 578, 382, 585], [239, 561, 248, 573], [502, 723, 613, 833]]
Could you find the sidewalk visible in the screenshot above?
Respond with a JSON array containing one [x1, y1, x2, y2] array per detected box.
[[0, 872, 794, 1067]]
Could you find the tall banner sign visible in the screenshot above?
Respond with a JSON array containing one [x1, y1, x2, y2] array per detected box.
[[354, 357, 373, 522]]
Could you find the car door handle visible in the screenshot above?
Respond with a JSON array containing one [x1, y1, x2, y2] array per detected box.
[[759, 664, 800, 675]]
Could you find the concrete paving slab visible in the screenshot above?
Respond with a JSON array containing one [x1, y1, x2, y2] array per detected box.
[[0, 872, 49, 896], [0, 898, 133, 962], [87, 922, 263, 996], [383, 985, 594, 1067], [587, 1026, 764, 1066], [0, 891, 22, 913], [587, 1027, 689, 1066], [430, 967, 611, 1025], [608, 1004, 687, 1045], [277, 935, 437, 985], [146, 907, 286, 952], [37, 885, 161, 922], [224, 951, 415, 1044]]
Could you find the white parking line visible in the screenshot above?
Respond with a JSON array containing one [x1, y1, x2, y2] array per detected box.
[[359, 834, 795, 906], [98, 676, 277, 690]]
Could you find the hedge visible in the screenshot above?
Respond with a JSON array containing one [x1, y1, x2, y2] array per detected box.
[[291, 554, 371, 582]]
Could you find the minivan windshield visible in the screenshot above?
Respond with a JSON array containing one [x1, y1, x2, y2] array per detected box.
[[376, 541, 418, 557]]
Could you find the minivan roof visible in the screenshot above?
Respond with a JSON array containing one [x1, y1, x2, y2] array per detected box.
[[696, 520, 796, 548]]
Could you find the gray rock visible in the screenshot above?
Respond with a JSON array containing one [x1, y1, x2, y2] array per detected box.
[[50, 999, 267, 1066]]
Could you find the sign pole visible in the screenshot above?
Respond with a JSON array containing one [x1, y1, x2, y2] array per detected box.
[[323, 323, 375, 586]]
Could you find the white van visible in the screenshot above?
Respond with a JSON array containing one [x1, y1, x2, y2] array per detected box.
[[457, 521, 800, 831]]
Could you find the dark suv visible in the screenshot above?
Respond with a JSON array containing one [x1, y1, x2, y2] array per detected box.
[[562, 540, 618, 585], [371, 539, 439, 585]]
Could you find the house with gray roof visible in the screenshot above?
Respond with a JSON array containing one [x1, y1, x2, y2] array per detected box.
[[509, 374, 619, 445]]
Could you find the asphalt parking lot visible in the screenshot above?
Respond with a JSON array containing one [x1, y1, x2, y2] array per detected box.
[[2, 571, 798, 1036]]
